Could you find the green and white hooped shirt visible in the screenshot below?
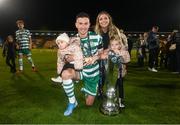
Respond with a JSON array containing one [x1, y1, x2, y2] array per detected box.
[[16, 29, 31, 50], [79, 31, 103, 78]]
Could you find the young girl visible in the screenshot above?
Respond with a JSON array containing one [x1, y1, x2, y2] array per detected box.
[[51, 33, 83, 82], [2, 35, 17, 73], [51, 33, 83, 116], [101, 37, 130, 108]]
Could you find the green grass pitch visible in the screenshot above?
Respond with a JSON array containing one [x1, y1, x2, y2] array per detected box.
[[0, 49, 180, 124]]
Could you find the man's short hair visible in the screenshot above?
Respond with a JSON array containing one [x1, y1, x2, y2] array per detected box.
[[76, 12, 90, 20], [16, 20, 24, 24]]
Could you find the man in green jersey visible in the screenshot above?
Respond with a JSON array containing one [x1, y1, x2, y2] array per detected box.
[[60, 12, 103, 116]]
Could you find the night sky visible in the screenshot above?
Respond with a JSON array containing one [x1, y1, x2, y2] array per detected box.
[[0, 0, 180, 38]]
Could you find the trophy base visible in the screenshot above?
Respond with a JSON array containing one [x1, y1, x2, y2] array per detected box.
[[99, 104, 120, 116]]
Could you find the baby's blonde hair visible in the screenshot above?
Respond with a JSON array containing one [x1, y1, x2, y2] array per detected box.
[[110, 35, 122, 45], [109, 36, 123, 51]]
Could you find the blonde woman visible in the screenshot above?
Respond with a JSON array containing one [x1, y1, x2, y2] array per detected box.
[[95, 11, 130, 107]]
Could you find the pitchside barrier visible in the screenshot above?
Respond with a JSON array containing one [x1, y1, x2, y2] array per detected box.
[[29, 30, 171, 49]]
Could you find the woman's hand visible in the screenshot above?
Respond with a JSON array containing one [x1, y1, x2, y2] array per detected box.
[[100, 53, 108, 59], [100, 49, 109, 59]]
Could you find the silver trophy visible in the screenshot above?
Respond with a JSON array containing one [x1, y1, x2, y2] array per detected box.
[[100, 51, 124, 116]]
